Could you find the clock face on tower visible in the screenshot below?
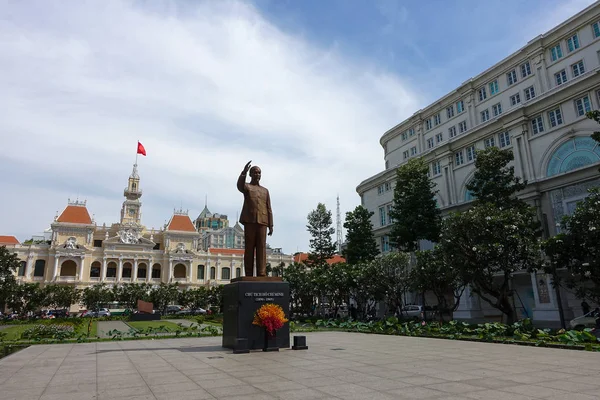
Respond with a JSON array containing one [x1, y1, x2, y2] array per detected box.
[[129, 209, 136, 217]]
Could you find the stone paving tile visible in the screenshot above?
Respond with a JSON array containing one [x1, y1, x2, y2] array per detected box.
[[1, 332, 600, 400]]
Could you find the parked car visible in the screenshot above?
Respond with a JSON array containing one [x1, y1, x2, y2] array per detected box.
[[398, 305, 424, 319], [176, 308, 207, 316], [336, 305, 348, 319], [82, 308, 110, 318], [570, 310, 599, 330], [166, 305, 184, 314], [47, 309, 69, 318]]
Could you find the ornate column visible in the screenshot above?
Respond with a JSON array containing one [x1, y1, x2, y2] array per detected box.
[[101, 257, 107, 282], [453, 286, 484, 320], [117, 257, 123, 282], [147, 258, 153, 283], [25, 254, 34, 279], [168, 259, 173, 282], [52, 256, 60, 281], [530, 272, 562, 326], [78, 255, 85, 282], [133, 257, 139, 282], [187, 261, 192, 282]]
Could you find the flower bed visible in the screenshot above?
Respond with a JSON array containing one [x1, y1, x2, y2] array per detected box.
[[291, 318, 600, 351], [20, 324, 76, 341]]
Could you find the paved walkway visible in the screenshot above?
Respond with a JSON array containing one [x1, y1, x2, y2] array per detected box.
[[96, 321, 132, 338], [1, 332, 600, 399]]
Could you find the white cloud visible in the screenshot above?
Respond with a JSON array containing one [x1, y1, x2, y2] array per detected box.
[[0, 0, 422, 252]]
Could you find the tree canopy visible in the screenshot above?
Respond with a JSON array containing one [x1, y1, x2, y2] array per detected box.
[[389, 158, 441, 252], [306, 203, 337, 268], [343, 205, 379, 265]]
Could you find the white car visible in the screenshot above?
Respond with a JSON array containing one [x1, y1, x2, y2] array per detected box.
[[399, 305, 424, 319], [569, 310, 599, 329]]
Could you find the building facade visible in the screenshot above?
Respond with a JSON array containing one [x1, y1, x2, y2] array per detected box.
[[3, 163, 293, 300], [194, 206, 246, 251], [357, 3, 600, 325]]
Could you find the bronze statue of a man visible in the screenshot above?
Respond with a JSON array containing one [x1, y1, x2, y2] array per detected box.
[[237, 161, 273, 277]]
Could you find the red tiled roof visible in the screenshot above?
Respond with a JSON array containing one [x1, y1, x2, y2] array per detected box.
[[208, 248, 244, 256], [167, 215, 196, 232], [57, 205, 92, 224], [293, 252, 345, 265], [0, 235, 19, 245]]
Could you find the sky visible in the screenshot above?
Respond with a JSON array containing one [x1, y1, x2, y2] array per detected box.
[[0, 0, 596, 253]]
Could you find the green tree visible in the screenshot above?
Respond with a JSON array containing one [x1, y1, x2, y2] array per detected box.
[[148, 283, 179, 314], [0, 245, 19, 312], [411, 249, 465, 321], [42, 284, 81, 310], [542, 187, 600, 304], [322, 262, 356, 317], [208, 285, 224, 313], [6, 283, 43, 315], [586, 110, 600, 171], [306, 203, 336, 268], [113, 283, 151, 310], [179, 287, 209, 310], [342, 205, 379, 265], [283, 262, 317, 317], [81, 284, 114, 310], [371, 252, 410, 317], [466, 147, 527, 207], [439, 204, 541, 324], [389, 158, 441, 252]]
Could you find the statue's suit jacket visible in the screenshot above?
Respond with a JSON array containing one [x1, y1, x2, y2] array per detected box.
[[237, 175, 273, 228]]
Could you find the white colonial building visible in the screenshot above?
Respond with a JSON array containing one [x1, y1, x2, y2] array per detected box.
[[2, 163, 293, 301], [357, 2, 600, 326]]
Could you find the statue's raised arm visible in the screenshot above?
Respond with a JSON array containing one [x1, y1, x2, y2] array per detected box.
[[237, 160, 251, 193]]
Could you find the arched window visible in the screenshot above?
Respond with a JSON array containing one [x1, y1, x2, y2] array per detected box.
[[18, 261, 26, 276], [210, 267, 216, 280], [152, 263, 161, 279], [137, 263, 147, 278], [33, 260, 45, 277], [90, 261, 101, 278], [107, 261, 117, 277], [546, 137, 600, 177], [235, 267, 241, 278], [122, 262, 132, 278], [221, 267, 231, 280], [60, 260, 77, 276], [465, 189, 475, 202], [197, 265, 205, 280], [174, 263, 186, 278]]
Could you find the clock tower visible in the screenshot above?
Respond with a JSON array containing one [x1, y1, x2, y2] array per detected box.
[[120, 163, 142, 225]]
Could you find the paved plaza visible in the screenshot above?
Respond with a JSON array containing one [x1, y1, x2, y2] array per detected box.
[[1, 332, 599, 400]]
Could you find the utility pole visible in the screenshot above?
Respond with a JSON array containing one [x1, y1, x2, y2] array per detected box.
[[336, 195, 343, 254]]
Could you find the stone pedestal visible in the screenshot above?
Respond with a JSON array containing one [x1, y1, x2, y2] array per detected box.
[[222, 279, 290, 350]]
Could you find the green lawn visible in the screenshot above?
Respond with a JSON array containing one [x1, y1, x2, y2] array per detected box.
[[1, 325, 36, 341], [127, 321, 181, 332]]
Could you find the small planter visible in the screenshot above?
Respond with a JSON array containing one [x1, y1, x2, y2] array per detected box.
[[263, 329, 279, 352]]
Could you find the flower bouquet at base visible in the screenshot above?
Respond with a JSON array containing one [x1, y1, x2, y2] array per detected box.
[[252, 303, 289, 351]]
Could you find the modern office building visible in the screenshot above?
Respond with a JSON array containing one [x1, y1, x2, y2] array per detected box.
[[357, 3, 600, 325], [3, 163, 293, 303]]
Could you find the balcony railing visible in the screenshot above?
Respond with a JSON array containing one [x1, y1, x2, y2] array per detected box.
[[120, 277, 132, 282], [58, 276, 76, 282], [90, 277, 100, 282], [136, 278, 147, 282], [173, 278, 187, 282]]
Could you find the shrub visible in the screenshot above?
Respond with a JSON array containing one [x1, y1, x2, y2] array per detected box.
[[21, 325, 76, 341]]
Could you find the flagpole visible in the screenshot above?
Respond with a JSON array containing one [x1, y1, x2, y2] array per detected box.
[[135, 141, 138, 165]]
